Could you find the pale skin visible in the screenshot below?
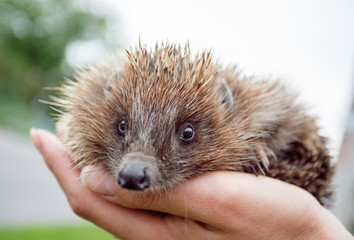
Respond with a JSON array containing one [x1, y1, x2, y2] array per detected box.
[[30, 128, 353, 240]]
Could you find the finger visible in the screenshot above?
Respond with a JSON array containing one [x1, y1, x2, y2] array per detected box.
[[31, 128, 198, 239], [83, 167, 243, 225], [80, 165, 119, 196], [82, 164, 317, 229], [126, 172, 317, 232], [31, 128, 80, 195]]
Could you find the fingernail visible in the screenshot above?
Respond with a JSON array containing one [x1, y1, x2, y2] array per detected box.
[[80, 165, 117, 196], [80, 165, 91, 189], [30, 128, 42, 153]]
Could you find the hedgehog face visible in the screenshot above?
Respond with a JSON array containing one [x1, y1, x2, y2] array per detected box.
[[60, 44, 246, 191], [105, 74, 231, 191]]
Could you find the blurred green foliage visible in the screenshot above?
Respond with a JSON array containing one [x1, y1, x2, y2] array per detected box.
[[0, 223, 115, 240], [0, 0, 119, 133]]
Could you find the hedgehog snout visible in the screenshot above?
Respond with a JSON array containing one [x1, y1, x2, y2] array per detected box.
[[118, 162, 151, 190], [117, 152, 155, 191]]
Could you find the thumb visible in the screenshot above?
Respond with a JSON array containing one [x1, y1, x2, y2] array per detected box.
[[80, 165, 118, 196]]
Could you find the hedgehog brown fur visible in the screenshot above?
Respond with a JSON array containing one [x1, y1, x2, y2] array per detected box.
[[52, 41, 334, 206]]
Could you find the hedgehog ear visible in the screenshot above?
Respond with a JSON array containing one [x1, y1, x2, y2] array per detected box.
[[105, 73, 115, 92], [105, 71, 124, 93], [219, 78, 234, 114]]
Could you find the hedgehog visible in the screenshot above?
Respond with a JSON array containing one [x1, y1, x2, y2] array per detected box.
[[50, 42, 334, 206]]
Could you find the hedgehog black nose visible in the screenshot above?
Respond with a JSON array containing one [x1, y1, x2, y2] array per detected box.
[[117, 162, 151, 190]]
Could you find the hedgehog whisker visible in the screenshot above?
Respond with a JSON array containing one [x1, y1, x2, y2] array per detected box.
[[43, 86, 62, 91], [49, 95, 70, 104], [49, 106, 65, 115], [38, 99, 65, 107]]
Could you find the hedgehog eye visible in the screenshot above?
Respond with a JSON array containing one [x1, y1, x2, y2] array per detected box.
[[179, 123, 195, 142], [118, 120, 128, 136]]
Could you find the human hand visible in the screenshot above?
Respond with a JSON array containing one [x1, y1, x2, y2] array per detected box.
[[31, 128, 353, 240]]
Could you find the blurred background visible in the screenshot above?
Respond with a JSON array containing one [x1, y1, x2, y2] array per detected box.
[[0, 0, 353, 239]]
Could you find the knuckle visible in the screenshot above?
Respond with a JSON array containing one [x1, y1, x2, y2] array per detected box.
[[67, 193, 88, 217]]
